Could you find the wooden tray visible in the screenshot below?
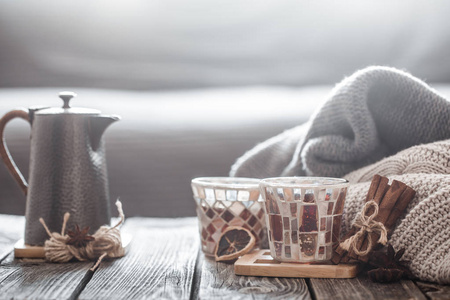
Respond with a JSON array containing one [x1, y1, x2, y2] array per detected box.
[[234, 250, 361, 278]]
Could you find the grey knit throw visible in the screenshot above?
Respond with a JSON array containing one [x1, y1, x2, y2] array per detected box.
[[230, 66, 450, 283], [230, 66, 450, 178]]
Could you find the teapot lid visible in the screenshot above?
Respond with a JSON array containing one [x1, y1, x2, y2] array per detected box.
[[34, 92, 100, 115]]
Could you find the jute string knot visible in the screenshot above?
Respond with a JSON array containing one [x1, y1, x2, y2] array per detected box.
[[340, 200, 388, 256], [39, 200, 125, 271]]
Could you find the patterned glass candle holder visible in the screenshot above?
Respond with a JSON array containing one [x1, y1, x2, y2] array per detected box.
[[191, 177, 266, 257], [259, 177, 349, 263]]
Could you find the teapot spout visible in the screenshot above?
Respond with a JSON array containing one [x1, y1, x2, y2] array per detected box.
[[88, 115, 120, 151]]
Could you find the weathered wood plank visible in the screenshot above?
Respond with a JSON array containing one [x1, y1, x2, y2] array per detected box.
[[416, 281, 450, 300], [0, 214, 92, 300], [0, 214, 24, 262], [0, 214, 446, 300], [0, 214, 104, 300], [79, 217, 199, 300], [0, 253, 93, 299], [310, 274, 427, 300], [198, 255, 311, 300]]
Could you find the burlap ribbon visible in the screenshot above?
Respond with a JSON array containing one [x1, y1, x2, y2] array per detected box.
[[340, 200, 388, 256]]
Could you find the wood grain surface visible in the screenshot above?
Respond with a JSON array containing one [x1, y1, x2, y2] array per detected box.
[[310, 274, 427, 300], [0, 253, 94, 300], [0, 214, 93, 299], [416, 281, 450, 300], [0, 214, 445, 300], [79, 217, 199, 300], [197, 254, 311, 300]]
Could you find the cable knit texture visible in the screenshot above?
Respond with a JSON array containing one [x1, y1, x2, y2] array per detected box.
[[343, 141, 450, 284], [230, 66, 450, 283]]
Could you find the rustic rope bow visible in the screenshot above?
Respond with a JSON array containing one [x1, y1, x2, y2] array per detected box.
[[340, 200, 388, 256], [39, 200, 126, 271]]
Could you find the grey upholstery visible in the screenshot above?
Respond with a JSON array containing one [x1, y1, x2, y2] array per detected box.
[[2, 1, 450, 218], [1, 1, 450, 89], [0, 87, 328, 217]]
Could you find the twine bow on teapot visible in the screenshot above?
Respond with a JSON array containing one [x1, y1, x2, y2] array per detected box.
[[39, 200, 126, 271], [340, 200, 388, 256]]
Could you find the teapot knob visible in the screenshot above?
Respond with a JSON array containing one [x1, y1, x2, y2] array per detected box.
[[59, 91, 77, 108]]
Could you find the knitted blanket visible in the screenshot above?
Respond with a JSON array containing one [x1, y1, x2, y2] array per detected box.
[[230, 66, 450, 283], [230, 66, 450, 178], [343, 140, 450, 284]]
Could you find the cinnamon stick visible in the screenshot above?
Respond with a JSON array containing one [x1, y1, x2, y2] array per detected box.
[[340, 253, 352, 263], [372, 176, 391, 205], [376, 180, 407, 223], [332, 175, 387, 263], [334, 229, 355, 256], [384, 186, 416, 231], [357, 180, 407, 262], [365, 174, 382, 202], [346, 176, 390, 260], [331, 247, 343, 264], [332, 175, 416, 264]]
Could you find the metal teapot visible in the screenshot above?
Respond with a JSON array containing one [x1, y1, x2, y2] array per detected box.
[[0, 92, 120, 245]]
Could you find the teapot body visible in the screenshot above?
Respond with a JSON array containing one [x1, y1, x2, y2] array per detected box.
[[25, 113, 111, 245]]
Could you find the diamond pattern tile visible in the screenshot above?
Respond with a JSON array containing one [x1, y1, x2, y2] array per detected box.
[[205, 208, 215, 219], [193, 186, 266, 256], [239, 209, 251, 221], [213, 201, 225, 214], [229, 201, 244, 216]]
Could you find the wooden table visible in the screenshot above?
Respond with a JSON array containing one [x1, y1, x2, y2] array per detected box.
[[0, 214, 448, 299]]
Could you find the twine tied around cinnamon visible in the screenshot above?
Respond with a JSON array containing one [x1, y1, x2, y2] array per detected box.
[[340, 200, 388, 256], [39, 200, 126, 271]]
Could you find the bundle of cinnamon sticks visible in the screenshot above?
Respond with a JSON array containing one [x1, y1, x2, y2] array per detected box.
[[332, 174, 416, 264]]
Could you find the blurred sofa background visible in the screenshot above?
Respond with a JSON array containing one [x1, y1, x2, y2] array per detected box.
[[1, 0, 449, 217]]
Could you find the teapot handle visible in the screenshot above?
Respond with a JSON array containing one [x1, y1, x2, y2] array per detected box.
[[0, 109, 30, 195]]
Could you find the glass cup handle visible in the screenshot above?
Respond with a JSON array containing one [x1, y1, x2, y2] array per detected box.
[[0, 108, 30, 195]]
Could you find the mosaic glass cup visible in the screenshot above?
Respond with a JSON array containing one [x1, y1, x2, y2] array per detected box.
[[191, 177, 266, 257], [259, 177, 349, 263]]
